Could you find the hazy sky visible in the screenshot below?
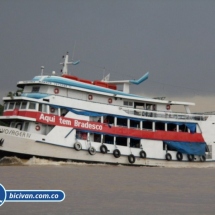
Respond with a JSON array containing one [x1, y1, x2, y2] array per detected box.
[[1, 0, 215, 112]]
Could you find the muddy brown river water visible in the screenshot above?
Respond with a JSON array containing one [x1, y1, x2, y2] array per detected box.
[[0, 157, 214, 215]]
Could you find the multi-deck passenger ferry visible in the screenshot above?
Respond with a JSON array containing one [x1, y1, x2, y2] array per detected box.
[[0, 53, 214, 167]]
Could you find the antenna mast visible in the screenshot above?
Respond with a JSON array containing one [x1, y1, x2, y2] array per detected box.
[[60, 51, 80, 75]]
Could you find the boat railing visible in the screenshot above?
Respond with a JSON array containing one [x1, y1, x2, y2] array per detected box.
[[120, 107, 208, 121]]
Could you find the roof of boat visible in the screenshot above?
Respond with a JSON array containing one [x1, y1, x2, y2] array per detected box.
[[17, 75, 195, 106]]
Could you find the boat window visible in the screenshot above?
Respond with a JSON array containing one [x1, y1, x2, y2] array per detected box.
[[15, 102, 21, 109], [10, 121, 16, 128], [94, 134, 101, 143], [167, 123, 177, 131], [179, 124, 188, 132], [104, 115, 114, 124], [123, 101, 133, 106], [15, 122, 23, 130], [146, 103, 153, 111], [90, 116, 101, 122], [32, 86, 40, 93], [142, 121, 152, 130], [23, 122, 29, 131], [134, 102, 145, 110], [29, 102, 36, 110], [130, 138, 140, 148], [155, 122, 165, 131], [76, 131, 87, 140], [60, 108, 68, 117], [8, 102, 15, 110], [20, 101, 27, 109], [130, 119, 140, 128], [116, 136, 127, 146], [206, 145, 212, 159], [39, 104, 48, 113], [39, 104, 42, 112], [3, 102, 8, 110], [103, 135, 114, 144], [117, 118, 127, 127]]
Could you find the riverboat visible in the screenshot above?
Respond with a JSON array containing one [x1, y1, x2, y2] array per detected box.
[[0, 53, 214, 167]]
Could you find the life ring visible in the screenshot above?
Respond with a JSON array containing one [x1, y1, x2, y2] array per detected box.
[[200, 155, 206, 162], [166, 104, 170, 110], [35, 125, 40, 131], [88, 146, 96, 155], [88, 94, 93, 100], [100, 145, 108, 154], [113, 149, 121, 158], [74, 142, 82, 151], [176, 152, 183, 161], [54, 88, 59, 94], [50, 107, 55, 113], [128, 154, 135, 164], [108, 98, 112, 104], [187, 154, 194, 162], [165, 153, 172, 161], [139, 150, 147, 158]]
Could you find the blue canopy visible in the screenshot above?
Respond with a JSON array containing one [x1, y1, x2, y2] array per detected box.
[[67, 108, 106, 117], [164, 141, 206, 156], [49, 104, 197, 132]]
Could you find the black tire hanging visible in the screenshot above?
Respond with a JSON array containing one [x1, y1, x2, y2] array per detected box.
[[187, 154, 194, 162], [113, 149, 121, 158], [139, 150, 146, 158], [165, 153, 172, 161], [74, 142, 82, 151], [100, 145, 108, 154], [176, 152, 183, 161], [128, 154, 135, 164], [88, 146, 96, 155]]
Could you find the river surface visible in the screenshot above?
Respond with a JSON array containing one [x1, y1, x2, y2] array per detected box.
[[0, 157, 215, 215]]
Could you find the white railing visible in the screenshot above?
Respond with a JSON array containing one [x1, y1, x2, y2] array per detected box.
[[121, 107, 208, 121]]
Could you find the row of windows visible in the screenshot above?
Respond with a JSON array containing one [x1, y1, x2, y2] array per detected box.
[[76, 131, 140, 148], [95, 115, 191, 132], [4, 101, 36, 110], [4, 101, 68, 116], [4, 101, 194, 133], [32, 86, 40, 92], [9, 120, 54, 135], [123, 101, 157, 111], [10, 121, 29, 131], [123, 101, 133, 106]]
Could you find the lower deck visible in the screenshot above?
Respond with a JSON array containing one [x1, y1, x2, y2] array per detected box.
[[0, 125, 213, 165]]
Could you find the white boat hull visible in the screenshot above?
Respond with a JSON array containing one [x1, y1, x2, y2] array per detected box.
[[1, 53, 215, 168], [0, 132, 214, 168]]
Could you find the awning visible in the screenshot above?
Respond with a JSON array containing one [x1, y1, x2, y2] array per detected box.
[[164, 141, 206, 156]]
